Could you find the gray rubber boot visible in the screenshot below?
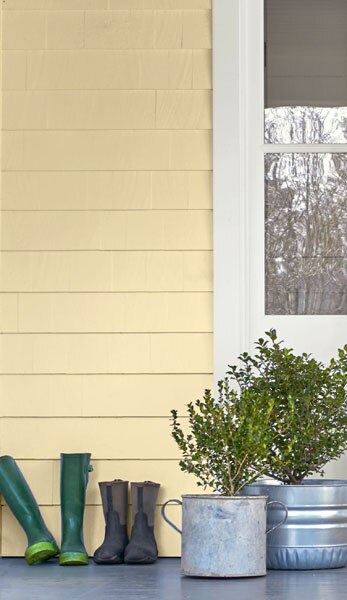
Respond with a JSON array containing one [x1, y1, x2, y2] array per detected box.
[[93, 480, 129, 564], [124, 481, 160, 564]]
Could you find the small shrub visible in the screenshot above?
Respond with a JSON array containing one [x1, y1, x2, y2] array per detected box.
[[171, 382, 277, 496], [227, 329, 347, 484]]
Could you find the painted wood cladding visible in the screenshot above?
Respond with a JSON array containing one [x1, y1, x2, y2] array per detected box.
[[0, 0, 212, 557]]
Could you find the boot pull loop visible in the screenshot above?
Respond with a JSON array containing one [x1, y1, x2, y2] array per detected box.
[[88, 465, 94, 472], [106, 485, 113, 513], [137, 486, 144, 513], [161, 499, 182, 535]]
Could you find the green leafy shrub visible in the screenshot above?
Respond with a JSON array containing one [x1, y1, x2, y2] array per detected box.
[[171, 383, 277, 496], [227, 329, 347, 484]]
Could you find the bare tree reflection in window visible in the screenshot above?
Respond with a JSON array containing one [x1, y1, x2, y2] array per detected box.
[[265, 107, 347, 144], [265, 150, 347, 315]]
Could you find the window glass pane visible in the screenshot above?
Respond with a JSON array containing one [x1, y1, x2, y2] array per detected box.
[[265, 107, 347, 144], [265, 0, 347, 143], [265, 153, 347, 314]]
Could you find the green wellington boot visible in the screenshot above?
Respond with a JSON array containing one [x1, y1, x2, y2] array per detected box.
[[59, 453, 92, 566], [0, 455, 59, 565]]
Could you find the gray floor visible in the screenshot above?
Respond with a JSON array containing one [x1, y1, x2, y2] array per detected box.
[[0, 558, 347, 600]]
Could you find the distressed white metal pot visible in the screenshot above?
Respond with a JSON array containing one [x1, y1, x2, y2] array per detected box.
[[242, 480, 347, 570], [161, 494, 288, 578]]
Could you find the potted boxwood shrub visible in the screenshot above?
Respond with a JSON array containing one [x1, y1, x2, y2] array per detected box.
[[236, 329, 347, 570], [161, 383, 288, 578]]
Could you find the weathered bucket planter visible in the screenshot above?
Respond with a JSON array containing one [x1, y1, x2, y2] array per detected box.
[[161, 494, 288, 577], [242, 480, 347, 570]]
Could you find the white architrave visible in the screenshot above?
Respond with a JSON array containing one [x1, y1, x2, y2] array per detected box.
[[213, 0, 263, 381]]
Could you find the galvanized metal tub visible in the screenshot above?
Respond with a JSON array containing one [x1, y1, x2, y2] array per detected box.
[[161, 494, 287, 577], [242, 480, 347, 570]]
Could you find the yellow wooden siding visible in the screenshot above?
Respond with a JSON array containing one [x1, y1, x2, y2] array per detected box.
[[0, 0, 212, 557], [1, 211, 212, 250], [2, 171, 212, 210], [1, 374, 213, 417], [2, 1, 211, 12], [0, 251, 212, 292], [3, 90, 212, 129], [0, 418, 181, 459], [1, 333, 213, 373], [3, 292, 212, 332], [3, 49, 211, 90]]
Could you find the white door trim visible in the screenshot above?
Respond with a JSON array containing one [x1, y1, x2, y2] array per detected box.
[[212, 0, 263, 381]]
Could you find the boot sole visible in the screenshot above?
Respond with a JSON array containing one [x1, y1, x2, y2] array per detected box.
[[25, 541, 60, 565], [124, 556, 157, 565], [93, 556, 124, 565], [59, 552, 89, 566]]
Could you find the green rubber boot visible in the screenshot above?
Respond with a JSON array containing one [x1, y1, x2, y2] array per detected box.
[[0, 455, 59, 564], [59, 453, 92, 566]]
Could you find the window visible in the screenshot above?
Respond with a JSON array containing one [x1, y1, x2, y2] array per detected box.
[[213, 0, 347, 379], [264, 0, 347, 315]]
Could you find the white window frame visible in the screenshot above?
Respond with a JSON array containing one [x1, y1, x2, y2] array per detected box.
[[213, 0, 347, 382]]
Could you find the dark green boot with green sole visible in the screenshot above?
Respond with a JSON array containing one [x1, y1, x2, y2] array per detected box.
[[59, 453, 92, 566], [0, 455, 59, 564]]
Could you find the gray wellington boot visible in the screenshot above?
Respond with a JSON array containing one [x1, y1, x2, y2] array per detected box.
[[93, 480, 129, 564], [124, 481, 160, 564]]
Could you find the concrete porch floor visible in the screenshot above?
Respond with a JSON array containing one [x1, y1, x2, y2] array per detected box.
[[0, 558, 347, 600]]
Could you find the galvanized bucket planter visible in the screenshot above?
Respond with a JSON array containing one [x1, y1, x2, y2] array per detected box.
[[242, 480, 347, 570], [161, 494, 288, 577]]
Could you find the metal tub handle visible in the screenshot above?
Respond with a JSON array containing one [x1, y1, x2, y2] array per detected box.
[[161, 499, 182, 534], [266, 500, 288, 535]]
